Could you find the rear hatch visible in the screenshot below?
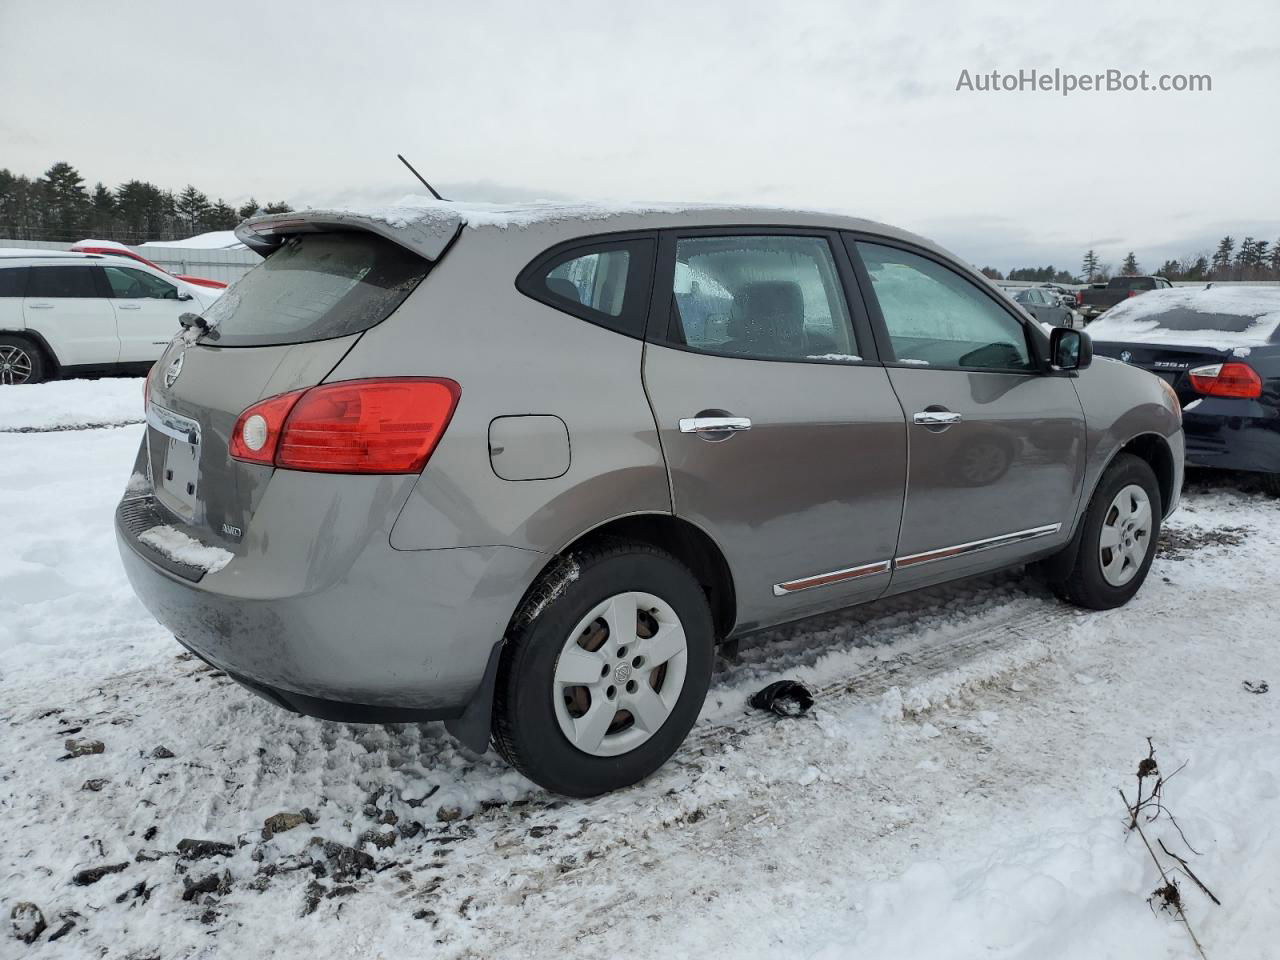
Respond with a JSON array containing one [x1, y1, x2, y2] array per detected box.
[[141, 214, 458, 554]]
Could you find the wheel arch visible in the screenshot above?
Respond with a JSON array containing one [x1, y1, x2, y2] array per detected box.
[[551, 512, 738, 641], [1039, 430, 1176, 583]]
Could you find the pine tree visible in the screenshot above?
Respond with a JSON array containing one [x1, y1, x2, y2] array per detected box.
[[1270, 241, 1280, 276], [1158, 259, 1181, 280], [1184, 256, 1208, 281], [1252, 240, 1270, 275], [1235, 238, 1257, 272], [207, 199, 239, 230], [980, 266, 1003, 280], [38, 162, 92, 241], [174, 185, 212, 233], [1211, 236, 1234, 275], [89, 182, 115, 236], [262, 201, 293, 214], [237, 197, 260, 220], [1120, 251, 1140, 276], [1081, 250, 1100, 282]]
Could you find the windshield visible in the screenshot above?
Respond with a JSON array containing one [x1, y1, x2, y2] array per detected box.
[[200, 231, 429, 347]]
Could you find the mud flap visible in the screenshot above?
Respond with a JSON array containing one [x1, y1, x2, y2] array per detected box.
[[444, 641, 505, 754]]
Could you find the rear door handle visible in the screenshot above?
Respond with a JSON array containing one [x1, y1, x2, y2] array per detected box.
[[27, 302, 53, 309], [117, 303, 142, 310], [679, 416, 752, 439], [913, 410, 963, 426]]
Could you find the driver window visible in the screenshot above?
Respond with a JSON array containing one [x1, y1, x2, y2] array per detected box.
[[856, 242, 1032, 371], [103, 265, 178, 300]]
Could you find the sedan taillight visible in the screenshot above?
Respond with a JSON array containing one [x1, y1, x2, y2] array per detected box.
[[1187, 362, 1263, 399], [229, 378, 461, 473]]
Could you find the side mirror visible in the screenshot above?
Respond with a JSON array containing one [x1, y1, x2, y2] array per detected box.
[[1050, 327, 1092, 371], [176, 290, 194, 302]]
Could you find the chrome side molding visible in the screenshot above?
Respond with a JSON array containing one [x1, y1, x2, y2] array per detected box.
[[894, 523, 1062, 569], [772, 523, 1062, 596], [772, 559, 891, 596]]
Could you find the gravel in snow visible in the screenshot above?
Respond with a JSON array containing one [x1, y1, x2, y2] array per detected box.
[[1, 380, 1278, 959]]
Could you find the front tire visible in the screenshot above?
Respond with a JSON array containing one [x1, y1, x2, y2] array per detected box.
[[492, 541, 714, 797], [1052, 453, 1162, 610], [0, 335, 46, 385]]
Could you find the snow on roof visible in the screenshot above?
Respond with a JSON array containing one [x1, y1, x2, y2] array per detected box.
[[239, 195, 928, 265], [1087, 285, 1280, 350]]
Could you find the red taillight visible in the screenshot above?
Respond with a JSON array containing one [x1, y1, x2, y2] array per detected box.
[[1075, 291, 1083, 305], [1127, 290, 1139, 298], [229, 378, 460, 474], [1188, 362, 1263, 399]]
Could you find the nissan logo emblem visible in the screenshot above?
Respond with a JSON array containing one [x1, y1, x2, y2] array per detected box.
[[164, 352, 185, 388]]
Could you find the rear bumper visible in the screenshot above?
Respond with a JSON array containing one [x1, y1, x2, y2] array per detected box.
[[1183, 399, 1280, 474], [116, 492, 550, 721]]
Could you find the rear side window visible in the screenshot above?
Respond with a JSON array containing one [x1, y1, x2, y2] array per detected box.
[[517, 237, 655, 338], [26, 266, 100, 298], [0, 267, 27, 297], [201, 232, 429, 347]]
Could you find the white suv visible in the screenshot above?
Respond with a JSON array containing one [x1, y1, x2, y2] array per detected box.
[[0, 251, 221, 385]]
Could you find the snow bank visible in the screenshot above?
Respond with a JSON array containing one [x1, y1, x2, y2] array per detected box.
[[0, 377, 144, 431], [1088, 286, 1280, 350], [140, 231, 247, 251], [137, 525, 233, 574]]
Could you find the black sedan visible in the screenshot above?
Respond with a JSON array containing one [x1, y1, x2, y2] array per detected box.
[[1088, 285, 1280, 494]]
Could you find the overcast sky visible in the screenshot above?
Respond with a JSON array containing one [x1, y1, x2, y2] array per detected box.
[[2, 0, 1278, 273]]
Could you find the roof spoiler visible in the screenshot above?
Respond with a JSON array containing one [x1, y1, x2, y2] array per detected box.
[[234, 205, 463, 262]]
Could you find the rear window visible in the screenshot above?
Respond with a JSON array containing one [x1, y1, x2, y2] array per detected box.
[[1108, 277, 1156, 291], [1099, 307, 1270, 335], [201, 232, 429, 347]]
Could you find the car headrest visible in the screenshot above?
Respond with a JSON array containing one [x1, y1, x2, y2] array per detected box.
[[733, 280, 805, 345], [546, 277, 582, 304]]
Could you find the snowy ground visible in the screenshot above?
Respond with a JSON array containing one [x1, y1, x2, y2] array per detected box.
[[2, 382, 1278, 959]]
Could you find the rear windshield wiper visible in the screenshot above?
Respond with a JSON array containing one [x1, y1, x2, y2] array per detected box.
[[179, 312, 219, 341]]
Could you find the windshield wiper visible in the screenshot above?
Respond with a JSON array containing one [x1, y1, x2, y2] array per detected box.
[[179, 312, 219, 341]]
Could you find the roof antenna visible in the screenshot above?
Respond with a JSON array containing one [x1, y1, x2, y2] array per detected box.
[[397, 154, 447, 201]]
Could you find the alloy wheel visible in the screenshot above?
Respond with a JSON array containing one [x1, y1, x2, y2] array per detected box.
[[0, 345, 34, 385]]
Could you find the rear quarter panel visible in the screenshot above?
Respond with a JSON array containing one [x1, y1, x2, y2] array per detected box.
[[1074, 356, 1183, 520], [327, 228, 672, 556]]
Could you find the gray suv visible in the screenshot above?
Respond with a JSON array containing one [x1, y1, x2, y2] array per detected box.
[[116, 202, 1184, 796]]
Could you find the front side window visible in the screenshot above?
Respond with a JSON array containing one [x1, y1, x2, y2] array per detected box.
[[668, 235, 858, 362], [25, 266, 100, 299], [855, 242, 1032, 371], [103, 265, 179, 299]]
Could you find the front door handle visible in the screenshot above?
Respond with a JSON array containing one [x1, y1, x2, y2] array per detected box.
[[679, 416, 752, 440], [26, 302, 53, 309], [913, 410, 963, 426], [117, 303, 142, 310]]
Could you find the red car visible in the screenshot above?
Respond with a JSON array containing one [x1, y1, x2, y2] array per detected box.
[[70, 240, 228, 289]]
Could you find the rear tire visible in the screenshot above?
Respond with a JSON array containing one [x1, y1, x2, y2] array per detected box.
[[492, 541, 714, 797], [1262, 473, 1280, 498], [0, 334, 46, 385], [1051, 453, 1162, 610]]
